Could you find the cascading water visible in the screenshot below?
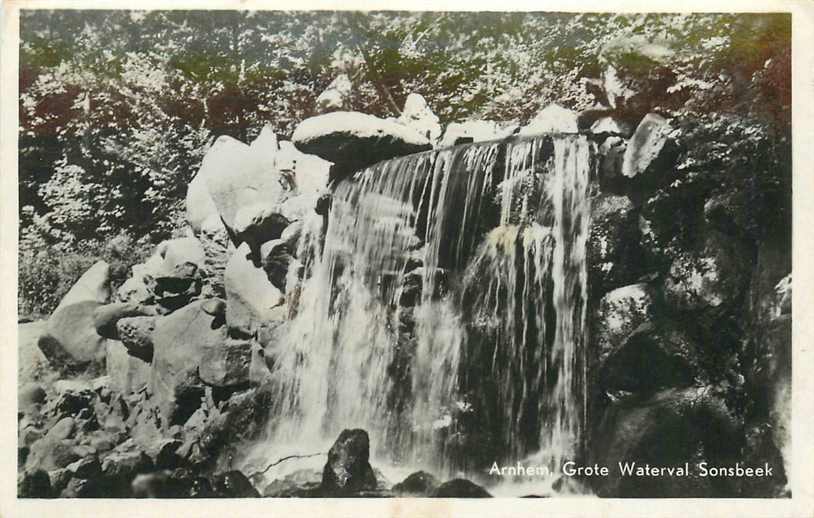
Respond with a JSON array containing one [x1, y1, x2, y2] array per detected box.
[[244, 133, 593, 494]]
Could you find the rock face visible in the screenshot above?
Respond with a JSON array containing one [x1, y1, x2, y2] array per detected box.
[[320, 429, 377, 495], [292, 111, 432, 182], [149, 300, 228, 426], [621, 113, 674, 181], [38, 301, 107, 372], [106, 340, 151, 395], [518, 104, 579, 135], [116, 316, 156, 363], [588, 194, 640, 294], [53, 260, 110, 313], [224, 243, 285, 337], [199, 338, 252, 388]]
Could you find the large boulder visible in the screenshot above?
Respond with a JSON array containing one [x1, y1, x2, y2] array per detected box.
[[53, 260, 110, 314], [438, 120, 517, 148], [292, 111, 432, 182], [38, 301, 107, 373], [92, 302, 152, 340], [518, 104, 579, 136], [150, 299, 228, 426], [320, 429, 378, 495], [116, 316, 156, 363], [199, 338, 253, 388], [276, 140, 331, 195], [204, 128, 294, 231], [232, 204, 290, 257], [398, 93, 442, 145], [594, 283, 656, 360], [591, 386, 742, 497], [224, 242, 285, 338], [599, 320, 703, 395], [186, 136, 247, 232], [105, 340, 151, 395], [621, 113, 676, 182], [25, 417, 77, 473]]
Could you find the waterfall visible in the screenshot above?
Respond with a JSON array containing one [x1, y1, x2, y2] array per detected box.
[[246, 134, 592, 491]]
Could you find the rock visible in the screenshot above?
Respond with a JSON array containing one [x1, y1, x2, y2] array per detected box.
[[592, 387, 741, 497], [39, 301, 107, 372], [519, 104, 579, 135], [597, 136, 627, 190], [150, 299, 228, 426], [261, 237, 296, 292], [25, 417, 76, 472], [100, 441, 154, 495], [588, 194, 641, 294], [93, 302, 151, 340], [321, 429, 378, 495], [53, 378, 92, 395], [232, 203, 291, 255], [18, 469, 52, 497], [292, 111, 432, 182], [186, 135, 248, 232], [198, 215, 231, 299], [599, 321, 703, 394], [199, 338, 253, 387], [276, 141, 331, 195], [106, 340, 151, 394], [315, 74, 352, 112], [773, 274, 792, 319], [205, 129, 294, 231], [263, 469, 322, 497], [19, 382, 46, 414], [116, 316, 156, 363], [431, 478, 491, 497], [211, 470, 260, 497], [53, 260, 110, 313], [398, 93, 442, 145], [621, 113, 675, 181], [392, 470, 440, 496], [66, 455, 101, 479], [18, 320, 50, 383], [225, 242, 285, 337], [663, 232, 749, 314], [595, 283, 656, 360], [48, 467, 72, 495], [589, 116, 633, 137], [279, 192, 319, 223], [60, 477, 102, 498], [438, 120, 517, 148]]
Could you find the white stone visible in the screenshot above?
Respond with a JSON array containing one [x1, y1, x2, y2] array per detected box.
[[518, 104, 579, 136]]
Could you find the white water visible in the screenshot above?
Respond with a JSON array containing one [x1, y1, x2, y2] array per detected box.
[[242, 135, 592, 495]]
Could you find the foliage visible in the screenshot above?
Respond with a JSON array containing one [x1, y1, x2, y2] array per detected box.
[[18, 11, 790, 316]]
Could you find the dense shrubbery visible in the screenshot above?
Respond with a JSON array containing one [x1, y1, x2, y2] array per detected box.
[[18, 11, 790, 317]]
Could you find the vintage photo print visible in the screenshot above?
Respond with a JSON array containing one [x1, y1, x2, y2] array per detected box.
[[2, 1, 813, 517]]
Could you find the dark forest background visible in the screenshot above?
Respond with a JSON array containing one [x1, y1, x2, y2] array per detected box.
[[18, 11, 791, 317]]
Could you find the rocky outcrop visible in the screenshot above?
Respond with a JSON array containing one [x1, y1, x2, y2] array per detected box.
[[431, 478, 491, 497], [392, 470, 440, 496], [621, 113, 675, 183], [594, 283, 656, 360], [398, 93, 442, 145]]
